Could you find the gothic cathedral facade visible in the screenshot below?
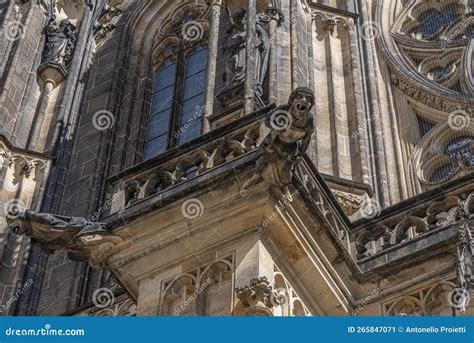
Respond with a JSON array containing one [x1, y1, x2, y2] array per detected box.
[[0, 0, 473, 316]]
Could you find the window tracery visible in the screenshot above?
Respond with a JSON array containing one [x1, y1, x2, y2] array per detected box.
[[144, 2, 210, 160]]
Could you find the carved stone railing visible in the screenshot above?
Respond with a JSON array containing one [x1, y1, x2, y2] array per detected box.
[[353, 175, 473, 261], [107, 106, 274, 214]]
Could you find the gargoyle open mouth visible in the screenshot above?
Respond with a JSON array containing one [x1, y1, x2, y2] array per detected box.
[[296, 103, 307, 112]]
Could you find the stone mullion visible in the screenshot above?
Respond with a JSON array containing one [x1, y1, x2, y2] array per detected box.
[[347, 19, 371, 186], [357, 1, 391, 207], [329, 29, 352, 179], [311, 19, 335, 175], [244, 0, 257, 115], [202, 0, 222, 133]]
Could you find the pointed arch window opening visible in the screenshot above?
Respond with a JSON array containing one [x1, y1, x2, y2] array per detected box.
[[144, 41, 209, 160]]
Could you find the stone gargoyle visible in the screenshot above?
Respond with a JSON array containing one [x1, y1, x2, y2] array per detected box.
[[7, 209, 123, 268], [242, 86, 315, 195]]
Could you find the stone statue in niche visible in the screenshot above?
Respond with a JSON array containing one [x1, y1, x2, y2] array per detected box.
[[223, 8, 248, 87], [219, 8, 270, 108], [242, 87, 315, 195], [7, 209, 123, 267], [41, 17, 76, 70]]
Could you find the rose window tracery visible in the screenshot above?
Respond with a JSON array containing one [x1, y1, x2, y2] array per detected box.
[[391, 0, 474, 96]]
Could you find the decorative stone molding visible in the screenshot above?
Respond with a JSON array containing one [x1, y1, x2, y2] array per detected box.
[[93, 4, 123, 41], [384, 281, 459, 316], [355, 190, 474, 259], [108, 123, 260, 213], [236, 276, 274, 316], [332, 190, 363, 216], [160, 258, 233, 316], [312, 11, 349, 38], [76, 293, 136, 316]]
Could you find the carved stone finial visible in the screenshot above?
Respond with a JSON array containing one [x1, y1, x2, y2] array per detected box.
[[7, 209, 123, 268], [236, 277, 274, 316]]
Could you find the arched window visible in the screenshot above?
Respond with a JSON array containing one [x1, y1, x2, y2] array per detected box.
[[144, 44, 208, 160]]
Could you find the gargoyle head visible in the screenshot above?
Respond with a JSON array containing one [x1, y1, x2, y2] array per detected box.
[[288, 87, 315, 120]]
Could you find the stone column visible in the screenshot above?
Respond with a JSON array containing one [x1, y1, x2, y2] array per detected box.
[[266, 5, 284, 105], [28, 79, 55, 151], [243, 0, 257, 115], [234, 240, 276, 316], [203, 0, 222, 132]]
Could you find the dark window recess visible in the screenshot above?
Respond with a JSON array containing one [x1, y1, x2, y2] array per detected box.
[[144, 46, 208, 160], [412, 5, 456, 37], [416, 114, 435, 137]]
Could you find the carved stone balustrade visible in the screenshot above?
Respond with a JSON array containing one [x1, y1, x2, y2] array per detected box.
[[353, 175, 473, 262], [107, 107, 274, 215]]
